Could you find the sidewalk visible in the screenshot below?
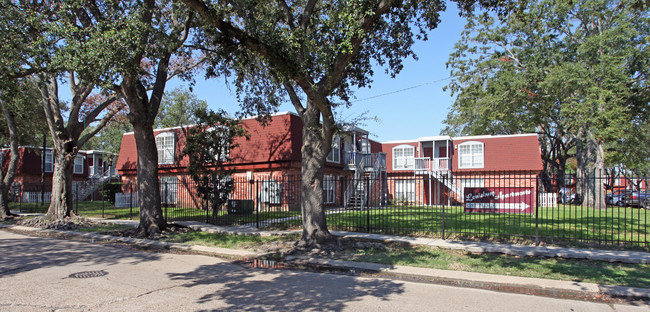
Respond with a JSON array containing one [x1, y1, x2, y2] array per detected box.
[[3, 217, 650, 303]]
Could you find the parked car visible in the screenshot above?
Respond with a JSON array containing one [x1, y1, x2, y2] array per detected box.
[[624, 190, 650, 208], [559, 187, 582, 204], [606, 190, 631, 206]]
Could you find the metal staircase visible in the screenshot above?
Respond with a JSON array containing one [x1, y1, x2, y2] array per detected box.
[[344, 153, 385, 210], [73, 167, 115, 201]]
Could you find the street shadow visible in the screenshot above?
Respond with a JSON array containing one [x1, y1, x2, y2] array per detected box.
[[0, 231, 162, 277], [168, 262, 406, 311]]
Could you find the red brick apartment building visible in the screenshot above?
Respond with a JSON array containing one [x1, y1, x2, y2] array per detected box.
[[116, 112, 543, 210], [116, 112, 385, 210], [1, 147, 117, 202], [381, 134, 543, 206]]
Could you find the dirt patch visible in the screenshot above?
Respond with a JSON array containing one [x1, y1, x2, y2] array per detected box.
[[256, 237, 390, 259], [101, 223, 194, 240], [16, 216, 104, 231]]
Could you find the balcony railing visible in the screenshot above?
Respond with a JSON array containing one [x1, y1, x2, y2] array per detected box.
[[414, 157, 451, 172], [89, 165, 117, 177], [344, 152, 386, 170]]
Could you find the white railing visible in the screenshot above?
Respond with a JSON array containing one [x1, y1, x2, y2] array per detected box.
[[414, 157, 451, 172], [89, 165, 117, 177], [22, 192, 51, 203], [540, 193, 558, 208], [344, 152, 386, 169], [414, 158, 431, 171], [115, 192, 138, 207]]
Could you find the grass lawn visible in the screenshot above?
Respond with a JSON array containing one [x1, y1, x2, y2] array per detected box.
[[346, 242, 650, 288], [325, 204, 650, 250], [156, 230, 650, 288]]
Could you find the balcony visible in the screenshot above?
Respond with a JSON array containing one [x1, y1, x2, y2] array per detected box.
[[414, 157, 451, 172], [89, 165, 117, 178], [344, 152, 386, 170]]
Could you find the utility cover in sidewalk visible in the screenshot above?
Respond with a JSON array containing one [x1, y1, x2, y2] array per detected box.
[[68, 270, 108, 279]]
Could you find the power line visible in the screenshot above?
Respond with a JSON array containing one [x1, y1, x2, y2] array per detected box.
[[350, 77, 451, 103]]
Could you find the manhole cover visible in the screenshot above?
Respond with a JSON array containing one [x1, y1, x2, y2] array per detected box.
[[68, 270, 108, 279]]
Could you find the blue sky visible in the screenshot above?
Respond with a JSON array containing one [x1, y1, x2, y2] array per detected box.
[[166, 6, 467, 143]]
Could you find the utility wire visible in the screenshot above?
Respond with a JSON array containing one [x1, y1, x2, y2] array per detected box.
[[350, 77, 452, 103]]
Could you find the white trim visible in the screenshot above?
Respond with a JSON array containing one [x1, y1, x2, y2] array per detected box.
[[73, 155, 84, 174], [451, 133, 538, 140], [43, 150, 53, 173], [458, 141, 484, 169], [416, 135, 451, 142], [323, 175, 336, 204], [392, 144, 415, 170], [382, 139, 418, 144], [326, 135, 341, 164], [155, 132, 176, 164]]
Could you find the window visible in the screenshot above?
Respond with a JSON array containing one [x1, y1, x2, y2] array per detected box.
[[71, 181, 82, 199], [323, 175, 336, 204], [326, 135, 340, 163], [73, 155, 84, 174], [156, 132, 175, 164], [458, 142, 484, 169], [206, 126, 230, 162], [160, 176, 178, 204], [394, 179, 415, 202], [392, 145, 415, 170], [43, 151, 53, 173], [259, 179, 282, 204]]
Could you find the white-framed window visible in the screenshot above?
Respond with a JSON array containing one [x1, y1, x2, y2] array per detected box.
[[458, 141, 484, 169], [43, 150, 53, 173], [259, 179, 282, 204], [156, 132, 175, 164], [160, 176, 178, 204], [392, 145, 415, 170], [323, 175, 336, 204], [73, 155, 84, 174], [394, 179, 415, 202], [206, 126, 231, 162], [326, 135, 340, 163]]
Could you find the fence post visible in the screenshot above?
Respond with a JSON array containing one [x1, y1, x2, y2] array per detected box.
[[535, 174, 539, 245], [164, 181, 168, 222], [129, 183, 133, 220], [442, 175, 446, 240], [75, 183, 79, 216], [101, 182, 105, 219], [256, 180, 260, 229], [366, 176, 370, 233]]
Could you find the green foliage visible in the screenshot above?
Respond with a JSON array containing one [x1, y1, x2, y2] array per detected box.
[[181, 108, 247, 216], [155, 87, 208, 128], [445, 0, 650, 173], [0, 80, 48, 147], [101, 183, 123, 204]]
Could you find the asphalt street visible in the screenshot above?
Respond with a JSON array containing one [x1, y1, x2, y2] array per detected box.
[[0, 230, 648, 312]]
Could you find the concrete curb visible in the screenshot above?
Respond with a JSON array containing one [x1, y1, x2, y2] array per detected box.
[[285, 256, 650, 301], [4, 218, 649, 302]]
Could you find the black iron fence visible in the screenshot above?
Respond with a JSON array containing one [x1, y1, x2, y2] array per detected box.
[[9, 171, 649, 250]]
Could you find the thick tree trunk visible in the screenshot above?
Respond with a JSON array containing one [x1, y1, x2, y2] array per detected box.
[[46, 152, 75, 219], [298, 106, 334, 246], [132, 114, 167, 236], [0, 101, 19, 218], [576, 137, 606, 209]]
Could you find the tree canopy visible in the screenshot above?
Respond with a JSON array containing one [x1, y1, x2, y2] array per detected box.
[[444, 0, 650, 185], [155, 87, 208, 128]]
